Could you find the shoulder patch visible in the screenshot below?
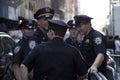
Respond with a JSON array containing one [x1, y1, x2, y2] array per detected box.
[[14, 46, 20, 54], [94, 37, 102, 45], [29, 40, 36, 50]]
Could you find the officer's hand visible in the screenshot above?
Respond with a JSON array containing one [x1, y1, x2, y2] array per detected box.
[[47, 30, 55, 40], [88, 66, 98, 73]]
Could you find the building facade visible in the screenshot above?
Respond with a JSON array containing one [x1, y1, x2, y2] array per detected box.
[[108, 0, 120, 36]]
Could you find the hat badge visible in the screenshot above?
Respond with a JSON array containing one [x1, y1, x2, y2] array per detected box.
[[46, 7, 50, 12], [73, 20, 75, 28], [85, 39, 89, 44]]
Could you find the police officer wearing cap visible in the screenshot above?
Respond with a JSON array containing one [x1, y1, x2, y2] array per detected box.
[[20, 20, 87, 80], [13, 20, 35, 80], [65, 20, 81, 49], [74, 15, 107, 77], [16, 7, 54, 80], [27, 7, 55, 51]]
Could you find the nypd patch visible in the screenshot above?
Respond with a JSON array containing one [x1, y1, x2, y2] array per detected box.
[[94, 37, 102, 45], [29, 40, 36, 50], [14, 46, 20, 54]]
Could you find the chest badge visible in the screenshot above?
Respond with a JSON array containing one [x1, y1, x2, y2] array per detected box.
[[85, 39, 90, 44], [42, 37, 45, 40]]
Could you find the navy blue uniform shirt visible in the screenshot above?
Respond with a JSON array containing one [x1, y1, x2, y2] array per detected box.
[[65, 37, 81, 50], [29, 28, 48, 44], [24, 28, 49, 51], [22, 37, 87, 80], [80, 28, 107, 75], [13, 37, 30, 65], [13, 27, 48, 64]]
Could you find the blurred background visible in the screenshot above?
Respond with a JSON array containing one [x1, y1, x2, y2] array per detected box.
[[0, 0, 120, 37]]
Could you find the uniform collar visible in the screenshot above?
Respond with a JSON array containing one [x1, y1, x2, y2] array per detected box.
[[36, 28, 46, 36], [51, 37, 64, 43]]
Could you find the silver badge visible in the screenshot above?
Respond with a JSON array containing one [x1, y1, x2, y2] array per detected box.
[[46, 7, 50, 12], [29, 40, 36, 50], [94, 37, 102, 45], [85, 39, 90, 44], [14, 46, 20, 54], [45, 13, 50, 17], [42, 37, 45, 40]]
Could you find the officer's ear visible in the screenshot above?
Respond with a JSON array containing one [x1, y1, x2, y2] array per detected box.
[[47, 29, 55, 39]]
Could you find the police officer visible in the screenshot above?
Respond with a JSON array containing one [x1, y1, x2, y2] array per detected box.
[[65, 20, 81, 49], [74, 15, 107, 77], [27, 7, 55, 50], [18, 7, 54, 80], [13, 20, 35, 80], [20, 20, 87, 80]]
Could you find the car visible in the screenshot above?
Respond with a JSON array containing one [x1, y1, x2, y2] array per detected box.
[[0, 32, 16, 79]]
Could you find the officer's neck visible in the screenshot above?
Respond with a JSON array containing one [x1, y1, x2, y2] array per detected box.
[[39, 26, 47, 35], [70, 37, 77, 42]]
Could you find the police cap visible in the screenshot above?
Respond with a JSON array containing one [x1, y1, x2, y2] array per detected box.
[[74, 15, 93, 26], [48, 20, 70, 37], [67, 20, 76, 29], [48, 20, 70, 29], [18, 20, 35, 30], [34, 7, 54, 19]]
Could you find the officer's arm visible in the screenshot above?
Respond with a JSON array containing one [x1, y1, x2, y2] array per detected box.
[[88, 36, 106, 72], [13, 63, 22, 80], [88, 53, 104, 72], [93, 53, 104, 67], [20, 64, 29, 80]]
